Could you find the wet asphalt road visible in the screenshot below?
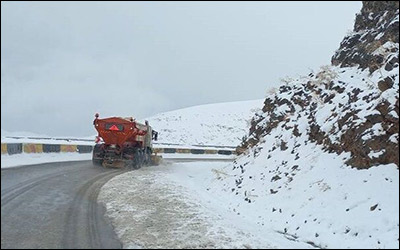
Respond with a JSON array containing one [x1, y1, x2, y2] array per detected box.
[[1, 161, 124, 249]]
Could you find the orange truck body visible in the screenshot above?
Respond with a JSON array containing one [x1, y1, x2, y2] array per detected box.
[[92, 114, 158, 168]]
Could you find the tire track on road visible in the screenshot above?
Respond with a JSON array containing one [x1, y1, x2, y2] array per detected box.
[[1, 162, 124, 249], [1, 168, 83, 208], [62, 169, 124, 249]]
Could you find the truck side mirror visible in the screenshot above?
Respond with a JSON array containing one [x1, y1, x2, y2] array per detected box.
[[152, 131, 158, 141]]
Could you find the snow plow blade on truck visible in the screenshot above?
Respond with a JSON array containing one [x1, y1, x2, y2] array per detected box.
[[92, 113, 161, 169]]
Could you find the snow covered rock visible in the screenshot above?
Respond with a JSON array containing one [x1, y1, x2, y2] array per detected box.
[[239, 1, 399, 169]]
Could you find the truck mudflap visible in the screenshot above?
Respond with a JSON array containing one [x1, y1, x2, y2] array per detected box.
[[150, 154, 162, 166], [98, 155, 161, 168]]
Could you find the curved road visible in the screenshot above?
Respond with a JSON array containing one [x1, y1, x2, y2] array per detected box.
[[1, 161, 124, 249]]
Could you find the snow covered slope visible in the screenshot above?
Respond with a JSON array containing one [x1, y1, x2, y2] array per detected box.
[[210, 2, 399, 249], [146, 99, 263, 146]]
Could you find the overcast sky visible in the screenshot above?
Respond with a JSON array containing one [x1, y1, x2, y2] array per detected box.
[[1, 1, 361, 137]]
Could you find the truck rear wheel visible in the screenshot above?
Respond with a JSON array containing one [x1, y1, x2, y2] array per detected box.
[[133, 151, 142, 169], [92, 144, 104, 166]]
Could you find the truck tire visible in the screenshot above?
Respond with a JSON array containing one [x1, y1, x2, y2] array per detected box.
[[92, 144, 104, 166], [133, 151, 142, 169]]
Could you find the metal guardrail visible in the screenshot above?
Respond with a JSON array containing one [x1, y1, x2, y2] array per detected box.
[[4, 136, 237, 149], [1, 142, 237, 156], [1, 143, 93, 154], [153, 143, 236, 149], [2, 135, 238, 157]]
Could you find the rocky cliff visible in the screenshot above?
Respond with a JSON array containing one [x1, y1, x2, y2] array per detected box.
[[239, 1, 399, 169]]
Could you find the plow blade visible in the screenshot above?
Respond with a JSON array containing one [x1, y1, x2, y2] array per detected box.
[[102, 160, 126, 169]]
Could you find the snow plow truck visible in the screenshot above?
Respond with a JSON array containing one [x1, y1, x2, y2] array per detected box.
[[92, 113, 160, 168]]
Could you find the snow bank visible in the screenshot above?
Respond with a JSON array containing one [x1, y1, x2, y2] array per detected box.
[[1, 152, 91, 168], [99, 162, 314, 249]]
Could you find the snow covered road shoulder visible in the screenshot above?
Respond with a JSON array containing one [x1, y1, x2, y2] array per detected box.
[[98, 162, 310, 249]]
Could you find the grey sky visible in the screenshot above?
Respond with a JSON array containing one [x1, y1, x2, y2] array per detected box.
[[1, 1, 361, 137]]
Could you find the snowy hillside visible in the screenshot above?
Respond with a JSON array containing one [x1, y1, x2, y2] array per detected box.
[[145, 99, 263, 146], [209, 2, 399, 249]]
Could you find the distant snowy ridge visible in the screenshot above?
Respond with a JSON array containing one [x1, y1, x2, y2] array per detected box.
[[1, 129, 49, 138], [146, 99, 264, 146], [1, 129, 94, 145]]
